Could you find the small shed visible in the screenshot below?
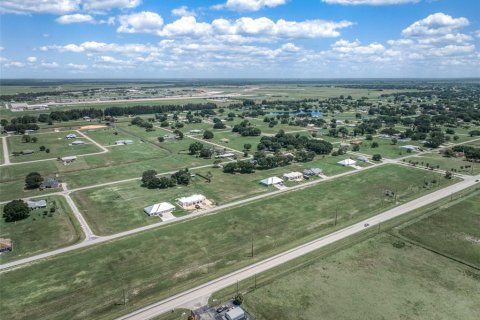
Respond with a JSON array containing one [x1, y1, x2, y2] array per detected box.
[[225, 307, 246, 320], [0, 238, 13, 252], [357, 156, 369, 162], [116, 140, 134, 145], [66, 133, 77, 139], [22, 150, 34, 155], [71, 140, 86, 145]]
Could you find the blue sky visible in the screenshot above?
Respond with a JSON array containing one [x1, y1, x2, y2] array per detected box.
[[0, 0, 479, 78]]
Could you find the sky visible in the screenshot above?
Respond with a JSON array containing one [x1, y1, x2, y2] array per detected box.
[[0, 0, 479, 78]]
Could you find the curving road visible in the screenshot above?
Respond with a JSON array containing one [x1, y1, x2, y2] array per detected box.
[[116, 174, 479, 320]]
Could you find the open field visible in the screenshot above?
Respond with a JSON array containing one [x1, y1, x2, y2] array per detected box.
[[209, 131, 263, 152], [71, 155, 354, 235], [0, 165, 458, 320], [6, 131, 102, 162], [408, 152, 480, 175], [233, 234, 480, 320], [355, 138, 423, 159], [0, 196, 83, 263], [398, 189, 480, 267]]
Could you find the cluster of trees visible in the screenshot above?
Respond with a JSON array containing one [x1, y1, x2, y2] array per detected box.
[[131, 117, 154, 130], [203, 130, 214, 139], [1, 116, 40, 133], [452, 145, 480, 161], [104, 103, 217, 117], [188, 142, 215, 158], [213, 118, 226, 129], [25, 172, 43, 189], [3, 200, 30, 222], [257, 130, 333, 155], [223, 160, 256, 174], [22, 135, 38, 143], [232, 120, 261, 136], [141, 168, 191, 189]]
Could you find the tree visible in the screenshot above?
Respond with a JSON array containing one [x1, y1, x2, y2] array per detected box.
[[173, 129, 183, 140], [141, 170, 158, 188], [391, 138, 398, 145], [366, 134, 373, 141], [25, 172, 43, 189], [45, 148, 50, 153], [3, 200, 29, 222], [352, 144, 360, 152], [243, 143, 252, 151], [157, 137, 165, 143], [22, 135, 31, 143], [223, 162, 237, 174], [234, 293, 244, 305], [203, 130, 214, 140], [213, 122, 226, 129], [171, 169, 191, 185], [189, 142, 204, 155], [199, 148, 213, 158], [371, 142, 379, 148], [39, 145, 46, 151], [372, 154, 382, 161], [445, 171, 452, 179]]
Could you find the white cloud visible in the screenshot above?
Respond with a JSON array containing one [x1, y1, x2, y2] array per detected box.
[[0, 0, 141, 14], [56, 14, 95, 24], [171, 6, 196, 17], [0, 46, 4, 51], [322, 0, 419, 5], [27, 56, 37, 62], [332, 39, 385, 54], [117, 11, 164, 35], [214, 0, 287, 12], [41, 61, 59, 68], [402, 12, 469, 37], [117, 13, 352, 39], [5, 61, 26, 67], [67, 63, 88, 69]]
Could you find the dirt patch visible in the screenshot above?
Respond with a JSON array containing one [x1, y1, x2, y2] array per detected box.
[[79, 125, 107, 130]]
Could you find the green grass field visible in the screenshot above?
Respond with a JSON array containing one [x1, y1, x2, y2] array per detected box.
[[209, 131, 263, 152], [7, 131, 102, 162], [408, 152, 480, 175], [398, 190, 480, 267], [0, 196, 82, 263], [0, 165, 458, 320], [356, 138, 423, 159], [235, 234, 480, 320]]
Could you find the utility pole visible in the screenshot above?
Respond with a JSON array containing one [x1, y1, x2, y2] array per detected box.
[[251, 236, 254, 258], [377, 222, 381, 234], [236, 280, 239, 295], [254, 274, 257, 290], [334, 208, 338, 226], [123, 288, 126, 306]]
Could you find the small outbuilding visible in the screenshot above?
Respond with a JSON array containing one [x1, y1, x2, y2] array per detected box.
[[61, 156, 77, 164], [71, 140, 86, 145], [189, 129, 202, 134], [400, 145, 420, 152], [283, 172, 303, 181], [144, 202, 176, 216], [66, 133, 77, 139], [260, 176, 283, 186], [215, 153, 235, 158], [337, 158, 357, 166], [27, 199, 47, 209], [177, 194, 207, 209], [22, 150, 34, 155], [116, 139, 134, 145], [357, 156, 369, 162], [225, 307, 246, 320]]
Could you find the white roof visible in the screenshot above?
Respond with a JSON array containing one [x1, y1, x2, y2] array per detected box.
[[61, 156, 77, 161], [260, 176, 283, 185], [144, 202, 175, 215], [71, 140, 85, 144], [66, 133, 77, 138], [283, 172, 303, 178], [338, 159, 356, 166], [400, 145, 419, 150], [178, 194, 206, 204], [225, 307, 245, 320]]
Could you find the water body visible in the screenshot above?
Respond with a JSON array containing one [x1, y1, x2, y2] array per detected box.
[[268, 111, 322, 117]]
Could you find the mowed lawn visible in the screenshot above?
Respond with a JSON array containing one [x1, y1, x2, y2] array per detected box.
[[0, 196, 82, 263], [7, 131, 102, 162], [209, 131, 263, 152], [239, 234, 480, 320], [399, 190, 480, 267], [408, 152, 480, 175], [356, 138, 423, 159], [82, 127, 136, 146], [0, 165, 458, 320]]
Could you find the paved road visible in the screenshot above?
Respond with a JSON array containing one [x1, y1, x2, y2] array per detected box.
[[1, 137, 10, 165], [116, 174, 479, 320], [0, 161, 380, 271]]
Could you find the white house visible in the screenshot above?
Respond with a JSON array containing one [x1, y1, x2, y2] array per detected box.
[[283, 172, 303, 181], [71, 140, 86, 145], [260, 176, 283, 186], [338, 158, 357, 166], [215, 153, 235, 158], [143, 202, 175, 216], [225, 307, 246, 320], [400, 145, 420, 152], [27, 200, 47, 209], [189, 129, 202, 134], [61, 156, 77, 164], [177, 194, 206, 208], [66, 133, 77, 139]]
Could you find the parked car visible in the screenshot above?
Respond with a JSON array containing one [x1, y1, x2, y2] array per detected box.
[[216, 306, 228, 313], [364, 223, 370, 227]]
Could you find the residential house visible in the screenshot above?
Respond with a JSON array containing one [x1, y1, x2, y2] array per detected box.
[[27, 200, 47, 209], [177, 194, 206, 208], [303, 168, 322, 177], [260, 176, 283, 186], [337, 158, 357, 166], [283, 172, 303, 181], [40, 177, 60, 189], [143, 202, 175, 216], [66, 133, 77, 139]]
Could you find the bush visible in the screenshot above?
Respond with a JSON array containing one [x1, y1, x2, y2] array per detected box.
[[372, 154, 382, 161], [234, 293, 244, 305], [392, 240, 405, 249]]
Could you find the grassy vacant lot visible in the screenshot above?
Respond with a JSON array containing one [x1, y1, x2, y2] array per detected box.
[[82, 127, 136, 146], [236, 234, 480, 320], [0, 165, 457, 320], [356, 138, 423, 159], [71, 155, 353, 235], [209, 131, 263, 152], [0, 196, 82, 263], [408, 152, 480, 175], [398, 190, 480, 267], [7, 131, 102, 162]]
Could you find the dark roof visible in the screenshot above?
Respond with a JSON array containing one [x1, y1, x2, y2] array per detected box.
[[41, 178, 60, 188]]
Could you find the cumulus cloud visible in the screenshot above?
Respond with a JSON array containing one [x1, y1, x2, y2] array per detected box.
[[0, 0, 141, 14], [117, 11, 164, 35], [214, 0, 287, 12], [67, 63, 88, 70], [322, 0, 419, 5], [4, 61, 26, 67], [41, 61, 59, 68], [171, 6, 196, 17], [117, 13, 352, 39], [402, 12, 469, 37], [27, 56, 37, 62], [56, 14, 95, 24]]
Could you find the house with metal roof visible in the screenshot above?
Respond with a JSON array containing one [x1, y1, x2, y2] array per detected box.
[[143, 202, 175, 216], [260, 176, 283, 186], [66, 133, 77, 139], [71, 140, 86, 145], [177, 194, 207, 208], [337, 158, 357, 166], [225, 307, 246, 320], [40, 177, 60, 189], [283, 172, 303, 181], [27, 200, 47, 209], [303, 168, 322, 177]]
